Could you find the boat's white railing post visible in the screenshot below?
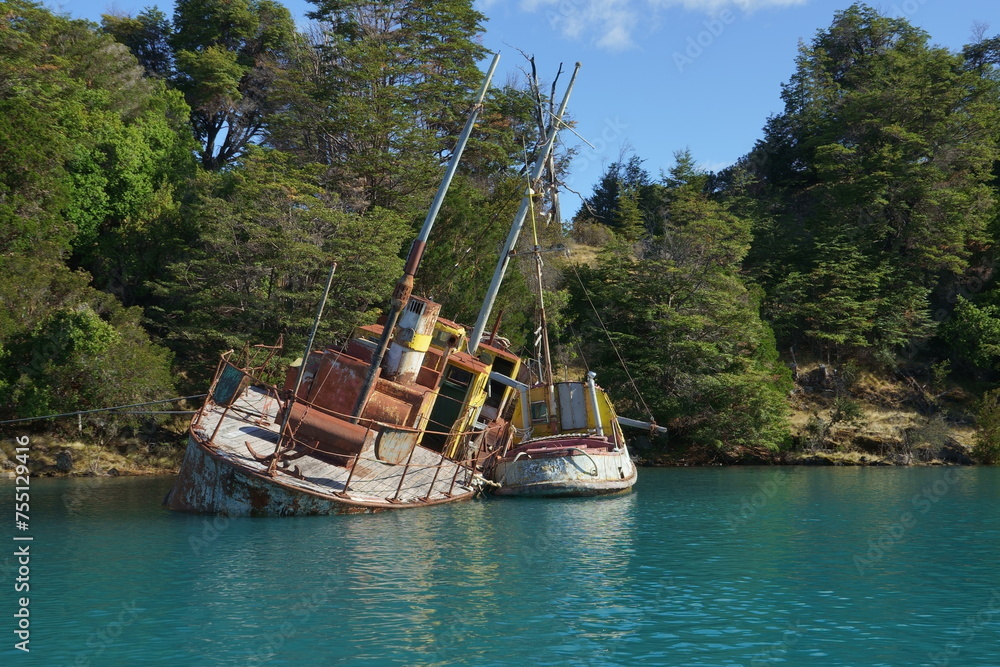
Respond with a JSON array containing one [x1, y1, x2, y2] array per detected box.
[[585, 371, 604, 437]]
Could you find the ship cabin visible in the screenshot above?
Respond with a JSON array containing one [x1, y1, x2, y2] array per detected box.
[[510, 380, 623, 445], [280, 296, 522, 464]]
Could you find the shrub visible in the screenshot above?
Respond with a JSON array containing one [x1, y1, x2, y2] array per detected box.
[[973, 389, 1000, 464]]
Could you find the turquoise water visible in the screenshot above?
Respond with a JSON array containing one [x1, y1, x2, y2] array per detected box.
[[2, 467, 999, 666]]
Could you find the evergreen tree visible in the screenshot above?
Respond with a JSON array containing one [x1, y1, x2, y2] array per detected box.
[[742, 3, 1000, 358], [0, 255, 175, 432], [571, 155, 790, 453], [413, 176, 533, 339], [1, 0, 197, 297], [170, 0, 296, 171], [149, 148, 410, 368], [101, 8, 174, 78], [271, 0, 488, 214], [572, 154, 660, 239]]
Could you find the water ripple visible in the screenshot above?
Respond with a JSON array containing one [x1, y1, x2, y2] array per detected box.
[[4, 468, 1000, 665]]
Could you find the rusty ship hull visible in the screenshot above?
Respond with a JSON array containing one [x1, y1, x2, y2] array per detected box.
[[163, 300, 523, 516], [164, 382, 481, 516]]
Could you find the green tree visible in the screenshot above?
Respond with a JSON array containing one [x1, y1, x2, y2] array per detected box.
[[0, 257, 175, 437], [571, 156, 790, 453], [101, 7, 174, 78], [170, 0, 296, 170], [0, 0, 91, 256], [271, 0, 488, 214], [741, 3, 1000, 358], [940, 297, 1000, 371], [773, 238, 932, 358], [150, 148, 410, 366], [413, 177, 533, 339], [3, 305, 175, 433], [0, 1, 196, 280], [973, 388, 1000, 464], [573, 154, 661, 239]]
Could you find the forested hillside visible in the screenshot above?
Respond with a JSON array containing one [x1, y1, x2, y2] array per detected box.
[[2, 1, 1000, 464]]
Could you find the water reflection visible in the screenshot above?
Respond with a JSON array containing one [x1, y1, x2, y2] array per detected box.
[[5, 468, 1000, 665]]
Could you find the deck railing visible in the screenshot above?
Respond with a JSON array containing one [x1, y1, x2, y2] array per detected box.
[[195, 355, 487, 503]]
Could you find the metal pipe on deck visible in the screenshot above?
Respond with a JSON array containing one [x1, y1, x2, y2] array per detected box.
[[585, 371, 604, 437], [488, 372, 532, 433], [617, 416, 668, 435]]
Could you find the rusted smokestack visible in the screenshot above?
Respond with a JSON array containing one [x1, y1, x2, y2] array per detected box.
[[384, 296, 441, 385]]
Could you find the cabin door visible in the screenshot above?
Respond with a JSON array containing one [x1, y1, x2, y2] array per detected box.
[[557, 382, 589, 432], [423, 365, 472, 452]]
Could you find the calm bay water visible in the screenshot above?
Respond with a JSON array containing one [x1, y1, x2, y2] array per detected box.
[[2, 466, 999, 666]]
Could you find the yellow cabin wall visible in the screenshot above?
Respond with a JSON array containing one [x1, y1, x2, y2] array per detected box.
[[441, 365, 491, 459], [511, 382, 619, 441]]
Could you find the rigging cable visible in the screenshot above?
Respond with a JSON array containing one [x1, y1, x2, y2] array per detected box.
[[569, 262, 654, 422]]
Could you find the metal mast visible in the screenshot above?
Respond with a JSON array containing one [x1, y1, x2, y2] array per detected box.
[[467, 62, 581, 355], [351, 53, 501, 419]]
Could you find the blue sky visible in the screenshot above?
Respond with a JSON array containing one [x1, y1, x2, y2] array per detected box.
[[62, 0, 997, 202]]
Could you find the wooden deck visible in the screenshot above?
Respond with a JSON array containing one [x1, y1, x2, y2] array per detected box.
[[171, 385, 477, 514]]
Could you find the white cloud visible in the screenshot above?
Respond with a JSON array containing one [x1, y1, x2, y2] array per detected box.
[[653, 0, 807, 11], [521, 0, 638, 50], [517, 0, 806, 51]]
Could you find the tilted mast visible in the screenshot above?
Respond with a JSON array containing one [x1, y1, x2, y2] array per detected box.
[[351, 53, 501, 419], [467, 62, 581, 356]]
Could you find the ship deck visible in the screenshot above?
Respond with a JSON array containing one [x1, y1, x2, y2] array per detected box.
[[191, 386, 477, 509]]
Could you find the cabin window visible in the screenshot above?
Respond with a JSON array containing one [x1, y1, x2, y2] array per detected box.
[[530, 401, 548, 422], [484, 357, 516, 410], [433, 329, 460, 349], [446, 366, 473, 388]]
